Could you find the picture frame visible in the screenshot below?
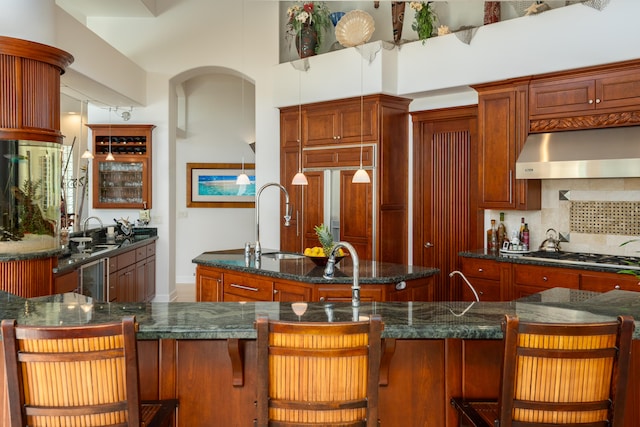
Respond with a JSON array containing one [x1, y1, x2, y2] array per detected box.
[[186, 162, 255, 208]]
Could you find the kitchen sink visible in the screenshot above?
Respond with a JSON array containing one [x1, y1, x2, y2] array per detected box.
[[262, 252, 305, 260]]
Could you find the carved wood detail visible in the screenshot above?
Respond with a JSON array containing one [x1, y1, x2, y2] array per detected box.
[[530, 110, 640, 133], [227, 338, 245, 387]]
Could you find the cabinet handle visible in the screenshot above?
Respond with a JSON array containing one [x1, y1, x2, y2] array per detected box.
[[614, 285, 620, 289], [595, 98, 601, 104], [230, 283, 259, 292], [478, 268, 484, 272], [273, 289, 279, 294], [319, 297, 325, 302], [424, 242, 433, 248], [588, 99, 594, 104], [543, 276, 548, 281]]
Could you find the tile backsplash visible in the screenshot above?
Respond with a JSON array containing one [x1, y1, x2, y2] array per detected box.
[[485, 178, 640, 256]]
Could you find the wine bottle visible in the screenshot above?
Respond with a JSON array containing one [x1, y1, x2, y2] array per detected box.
[[522, 223, 530, 250], [498, 212, 506, 248], [488, 219, 498, 251], [519, 217, 525, 243]]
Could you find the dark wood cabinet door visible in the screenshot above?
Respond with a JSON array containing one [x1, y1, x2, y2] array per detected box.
[[412, 106, 479, 300], [476, 84, 540, 210], [529, 77, 596, 117], [336, 99, 377, 143], [596, 68, 640, 110], [274, 281, 312, 302], [196, 266, 222, 302], [478, 89, 517, 209], [280, 145, 304, 253], [304, 108, 338, 145], [340, 170, 372, 260], [302, 171, 324, 251]]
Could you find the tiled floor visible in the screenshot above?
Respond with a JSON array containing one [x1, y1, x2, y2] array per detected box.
[[176, 283, 196, 302]]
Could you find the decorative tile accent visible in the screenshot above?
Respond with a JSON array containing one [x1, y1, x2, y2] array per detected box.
[[559, 190, 570, 201], [570, 201, 640, 235]]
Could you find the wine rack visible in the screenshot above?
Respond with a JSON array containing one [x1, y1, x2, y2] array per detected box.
[[87, 124, 155, 209]]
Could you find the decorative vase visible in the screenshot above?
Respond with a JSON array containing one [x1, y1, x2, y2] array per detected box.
[[295, 24, 318, 58], [391, 1, 406, 44]]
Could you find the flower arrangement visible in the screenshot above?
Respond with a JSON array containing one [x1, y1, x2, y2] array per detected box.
[[286, 2, 332, 54], [410, 1, 436, 42]]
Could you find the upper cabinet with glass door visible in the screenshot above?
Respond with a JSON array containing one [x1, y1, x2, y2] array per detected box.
[[87, 124, 155, 209]]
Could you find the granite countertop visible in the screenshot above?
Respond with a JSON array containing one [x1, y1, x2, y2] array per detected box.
[[192, 249, 439, 285], [460, 249, 636, 274], [53, 228, 158, 274], [3, 288, 638, 340]]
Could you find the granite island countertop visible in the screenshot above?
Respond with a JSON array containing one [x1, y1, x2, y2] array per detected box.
[[2, 288, 638, 340], [192, 249, 439, 285]]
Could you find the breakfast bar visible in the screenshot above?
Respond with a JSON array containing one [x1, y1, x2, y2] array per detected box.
[[0, 288, 637, 426]]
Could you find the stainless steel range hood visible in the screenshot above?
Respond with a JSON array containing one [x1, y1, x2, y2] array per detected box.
[[516, 126, 640, 179]]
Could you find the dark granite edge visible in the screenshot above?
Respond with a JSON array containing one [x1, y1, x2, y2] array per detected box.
[[53, 235, 159, 274], [0, 248, 64, 262], [192, 257, 439, 284], [459, 249, 635, 274]]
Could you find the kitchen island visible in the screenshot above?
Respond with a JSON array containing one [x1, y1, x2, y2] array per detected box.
[[0, 288, 637, 426], [193, 249, 439, 302]]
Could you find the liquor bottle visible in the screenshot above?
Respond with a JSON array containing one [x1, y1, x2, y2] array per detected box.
[[488, 219, 498, 251], [497, 212, 506, 248], [519, 217, 525, 243], [522, 223, 530, 250]]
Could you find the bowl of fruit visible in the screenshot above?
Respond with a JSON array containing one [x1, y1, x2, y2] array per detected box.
[[303, 224, 347, 266]]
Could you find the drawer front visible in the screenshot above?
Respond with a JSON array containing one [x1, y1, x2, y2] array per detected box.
[[146, 242, 156, 257], [108, 256, 118, 272], [461, 257, 500, 281], [223, 273, 274, 301], [581, 272, 640, 292], [514, 264, 579, 289], [136, 246, 147, 261], [117, 250, 137, 269]]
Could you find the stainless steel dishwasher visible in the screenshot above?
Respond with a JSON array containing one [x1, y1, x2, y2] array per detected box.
[[79, 257, 109, 301]]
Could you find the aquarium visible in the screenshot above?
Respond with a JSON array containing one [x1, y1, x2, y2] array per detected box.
[[0, 140, 61, 254]]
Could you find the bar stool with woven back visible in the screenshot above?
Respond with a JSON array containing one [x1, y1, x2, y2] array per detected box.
[[451, 314, 635, 427], [2, 315, 177, 427], [254, 313, 383, 427]]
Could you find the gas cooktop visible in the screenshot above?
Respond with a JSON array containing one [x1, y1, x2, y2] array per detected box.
[[520, 251, 640, 271]]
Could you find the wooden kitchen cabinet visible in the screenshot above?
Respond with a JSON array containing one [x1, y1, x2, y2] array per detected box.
[[196, 266, 222, 302], [529, 65, 640, 119], [280, 144, 304, 253], [280, 95, 411, 263], [87, 124, 154, 209], [460, 257, 503, 301], [580, 270, 640, 293], [54, 269, 79, 294], [512, 263, 579, 298], [303, 98, 377, 146], [195, 265, 423, 303], [109, 243, 156, 302], [474, 80, 541, 210]]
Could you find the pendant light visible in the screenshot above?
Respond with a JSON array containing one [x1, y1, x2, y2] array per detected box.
[[105, 107, 115, 161], [236, 0, 253, 186], [236, 156, 251, 185], [352, 52, 370, 184], [291, 29, 308, 186], [81, 101, 94, 159]]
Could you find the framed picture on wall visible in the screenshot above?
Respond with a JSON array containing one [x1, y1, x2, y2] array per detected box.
[[187, 163, 255, 208]]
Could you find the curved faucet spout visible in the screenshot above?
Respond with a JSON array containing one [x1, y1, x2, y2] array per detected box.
[[323, 241, 360, 309], [255, 182, 291, 258], [82, 216, 104, 237]]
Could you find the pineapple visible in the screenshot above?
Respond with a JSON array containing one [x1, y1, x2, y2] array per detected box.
[[314, 224, 334, 257]]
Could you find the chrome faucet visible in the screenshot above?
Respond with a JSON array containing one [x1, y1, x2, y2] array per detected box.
[[324, 241, 360, 310], [255, 182, 291, 258], [82, 216, 104, 236]]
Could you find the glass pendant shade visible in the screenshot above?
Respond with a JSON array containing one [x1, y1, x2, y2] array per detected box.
[[352, 168, 370, 183], [236, 172, 251, 185], [81, 149, 94, 159], [105, 151, 115, 161], [292, 171, 308, 185]]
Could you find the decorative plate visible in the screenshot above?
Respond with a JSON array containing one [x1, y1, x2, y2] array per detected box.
[[335, 10, 375, 48]]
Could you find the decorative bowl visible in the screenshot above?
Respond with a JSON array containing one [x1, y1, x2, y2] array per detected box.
[[304, 254, 346, 267], [335, 10, 375, 48]]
